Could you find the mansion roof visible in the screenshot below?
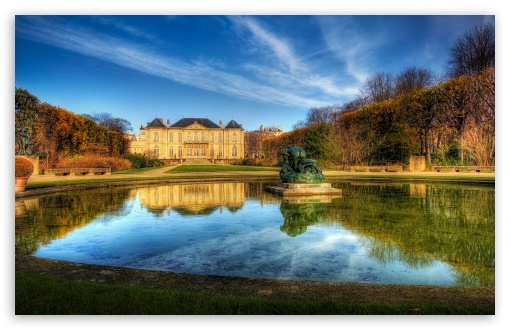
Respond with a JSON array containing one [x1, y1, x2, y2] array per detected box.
[[171, 118, 221, 128], [145, 117, 243, 130]]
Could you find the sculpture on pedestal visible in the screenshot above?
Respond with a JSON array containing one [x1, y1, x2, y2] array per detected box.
[[16, 127, 32, 155], [278, 145, 324, 183]]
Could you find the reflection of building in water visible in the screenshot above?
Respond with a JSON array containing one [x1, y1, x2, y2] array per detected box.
[[136, 182, 245, 215], [409, 184, 427, 198]]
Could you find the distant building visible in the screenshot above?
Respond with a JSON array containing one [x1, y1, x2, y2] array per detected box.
[[259, 125, 284, 136], [129, 117, 244, 163], [244, 124, 284, 158]]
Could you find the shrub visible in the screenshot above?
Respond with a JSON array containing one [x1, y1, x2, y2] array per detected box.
[[121, 153, 148, 168], [55, 155, 131, 172], [15, 157, 34, 177], [121, 153, 163, 168]]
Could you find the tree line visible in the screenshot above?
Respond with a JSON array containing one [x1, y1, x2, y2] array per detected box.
[[264, 23, 495, 167], [15, 88, 132, 168]]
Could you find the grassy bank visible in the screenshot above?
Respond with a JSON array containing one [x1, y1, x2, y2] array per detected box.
[[15, 272, 493, 315], [166, 165, 280, 172]]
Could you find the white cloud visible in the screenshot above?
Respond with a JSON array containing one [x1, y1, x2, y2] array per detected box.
[[17, 16, 371, 112], [231, 16, 301, 73], [316, 16, 378, 84]]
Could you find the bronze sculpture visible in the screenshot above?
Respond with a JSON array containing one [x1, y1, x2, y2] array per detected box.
[[277, 145, 324, 183]]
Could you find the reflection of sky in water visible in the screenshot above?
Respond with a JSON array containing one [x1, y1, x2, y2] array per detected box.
[[34, 197, 457, 286]]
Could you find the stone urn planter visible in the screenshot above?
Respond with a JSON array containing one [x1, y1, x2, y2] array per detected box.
[[15, 157, 34, 192]]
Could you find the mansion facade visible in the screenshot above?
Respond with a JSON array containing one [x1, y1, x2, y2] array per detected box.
[[129, 117, 245, 162]]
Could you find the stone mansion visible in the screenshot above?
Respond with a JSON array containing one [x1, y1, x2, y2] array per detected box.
[[129, 117, 245, 163]]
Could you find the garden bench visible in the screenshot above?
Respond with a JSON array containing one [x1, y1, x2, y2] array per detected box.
[[432, 166, 495, 173], [384, 166, 403, 172], [43, 167, 111, 176], [350, 165, 403, 172]]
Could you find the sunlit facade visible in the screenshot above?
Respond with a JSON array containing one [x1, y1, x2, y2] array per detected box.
[[129, 117, 244, 162]]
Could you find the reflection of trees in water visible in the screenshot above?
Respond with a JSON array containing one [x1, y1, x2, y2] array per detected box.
[[15, 188, 132, 256], [330, 182, 495, 287], [276, 182, 494, 286]]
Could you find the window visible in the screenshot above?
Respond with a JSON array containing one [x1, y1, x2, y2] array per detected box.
[[219, 146, 223, 157], [232, 146, 237, 157], [201, 133, 206, 142], [210, 133, 214, 142], [178, 147, 183, 157], [186, 133, 191, 142], [194, 147, 198, 156], [194, 132, 198, 142], [153, 132, 159, 142], [178, 133, 182, 142], [169, 146, 174, 158], [154, 147, 159, 157], [232, 133, 237, 142], [187, 147, 192, 157], [210, 147, 214, 157], [201, 146, 206, 156]]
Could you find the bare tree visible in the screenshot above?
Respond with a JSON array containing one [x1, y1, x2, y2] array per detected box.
[[305, 105, 339, 125], [395, 66, 435, 95], [360, 71, 395, 105], [447, 23, 495, 78], [84, 112, 133, 134], [339, 98, 364, 114]]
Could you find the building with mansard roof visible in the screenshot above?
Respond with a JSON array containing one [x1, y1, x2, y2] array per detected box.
[[129, 117, 244, 163]]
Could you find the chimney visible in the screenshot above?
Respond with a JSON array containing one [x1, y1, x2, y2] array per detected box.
[[219, 120, 223, 126], [167, 119, 170, 125]]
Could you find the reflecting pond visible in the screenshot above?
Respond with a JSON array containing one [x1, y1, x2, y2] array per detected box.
[[15, 181, 495, 287]]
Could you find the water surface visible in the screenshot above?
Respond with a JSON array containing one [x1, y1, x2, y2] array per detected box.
[[15, 181, 494, 287]]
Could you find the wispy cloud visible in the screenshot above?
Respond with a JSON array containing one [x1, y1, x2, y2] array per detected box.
[[230, 16, 301, 73], [229, 16, 359, 100], [93, 16, 158, 41], [317, 16, 380, 84], [16, 16, 356, 109]]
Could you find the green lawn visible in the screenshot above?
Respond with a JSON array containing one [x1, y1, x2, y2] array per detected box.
[[15, 272, 492, 315], [113, 165, 168, 174], [167, 165, 279, 172]]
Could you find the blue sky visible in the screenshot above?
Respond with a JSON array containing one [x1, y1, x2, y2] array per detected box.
[[15, 14, 494, 133]]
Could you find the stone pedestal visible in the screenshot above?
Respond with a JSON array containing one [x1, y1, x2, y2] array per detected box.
[[409, 156, 425, 172], [265, 182, 342, 197]]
